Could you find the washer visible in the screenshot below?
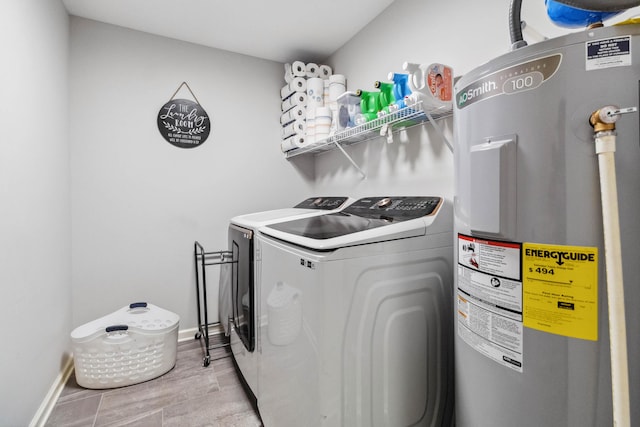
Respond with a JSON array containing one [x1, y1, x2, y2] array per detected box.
[[256, 196, 454, 427], [220, 197, 351, 400]]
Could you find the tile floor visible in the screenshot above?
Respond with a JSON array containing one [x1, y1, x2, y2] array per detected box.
[[45, 337, 262, 427]]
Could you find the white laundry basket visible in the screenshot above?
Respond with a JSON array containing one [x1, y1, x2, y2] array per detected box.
[[71, 302, 180, 389]]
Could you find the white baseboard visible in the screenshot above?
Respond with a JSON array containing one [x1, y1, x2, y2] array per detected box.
[[178, 324, 224, 342], [29, 355, 75, 427], [31, 326, 222, 426]]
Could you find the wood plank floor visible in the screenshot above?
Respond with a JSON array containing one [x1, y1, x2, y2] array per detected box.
[[45, 337, 262, 427]]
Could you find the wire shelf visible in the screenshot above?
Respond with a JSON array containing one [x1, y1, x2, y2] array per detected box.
[[284, 101, 452, 159]]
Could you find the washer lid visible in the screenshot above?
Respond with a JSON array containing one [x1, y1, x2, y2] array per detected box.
[[260, 196, 443, 250], [230, 196, 351, 229]]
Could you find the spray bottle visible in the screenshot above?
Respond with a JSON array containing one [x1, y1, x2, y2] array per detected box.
[[354, 89, 382, 125], [388, 72, 412, 110], [374, 81, 396, 117]]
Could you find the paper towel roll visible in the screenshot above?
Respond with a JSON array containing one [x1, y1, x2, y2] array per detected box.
[[306, 77, 324, 113], [319, 64, 332, 79], [280, 105, 306, 125], [315, 106, 332, 141], [282, 118, 306, 139], [323, 79, 329, 106], [329, 74, 346, 86], [281, 135, 306, 152], [306, 63, 319, 78], [281, 77, 307, 100], [329, 75, 346, 102], [282, 92, 307, 111], [306, 107, 316, 145]]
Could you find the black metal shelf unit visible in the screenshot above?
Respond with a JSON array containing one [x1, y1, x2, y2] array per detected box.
[[193, 241, 234, 367]]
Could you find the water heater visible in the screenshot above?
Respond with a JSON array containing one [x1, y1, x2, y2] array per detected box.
[[453, 24, 640, 426]]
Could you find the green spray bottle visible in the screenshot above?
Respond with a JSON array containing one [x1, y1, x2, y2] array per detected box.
[[355, 89, 381, 125], [374, 81, 396, 116]]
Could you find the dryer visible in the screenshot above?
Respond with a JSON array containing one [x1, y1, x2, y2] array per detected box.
[[256, 196, 454, 427], [220, 197, 351, 399]]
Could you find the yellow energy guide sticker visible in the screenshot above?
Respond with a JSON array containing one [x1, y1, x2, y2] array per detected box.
[[522, 243, 598, 341]]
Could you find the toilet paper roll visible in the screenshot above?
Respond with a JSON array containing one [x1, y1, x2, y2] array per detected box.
[[329, 74, 346, 85], [291, 61, 306, 77], [284, 61, 306, 83], [315, 106, 332, 118], [284, 63, 292, 83], [323, 79, 330, 106], [319, 64, 332, 79], [315, 106, 332, 141], [329, 74, 347, 102], [281, 134, 306, 152], [306, 77, 324, 112], [306, 63, 319, 78], [280, 105, 306, 125], [306, 108, 316, 145], [282, 92, 307, 111], [281, 77, 307, 100], [282, 118, 306, 139]]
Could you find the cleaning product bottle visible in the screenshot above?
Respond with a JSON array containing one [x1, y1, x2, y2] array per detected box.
[[402, 62, 426, 92], [388, 73, 412, 110], [374, 81, 396, 116], [354, 89, 381, 125], [403, 63, 453, 109]]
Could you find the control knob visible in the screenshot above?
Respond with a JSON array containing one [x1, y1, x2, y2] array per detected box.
[[376, 197, 392, 208]]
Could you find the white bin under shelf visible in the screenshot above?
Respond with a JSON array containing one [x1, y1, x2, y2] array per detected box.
[[71, 302, 180, 389]]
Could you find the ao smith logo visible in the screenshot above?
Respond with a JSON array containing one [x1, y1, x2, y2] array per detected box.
[[456, 54, 562, 109], [457, 80, 499, 108], [525, 248, 595, 266]]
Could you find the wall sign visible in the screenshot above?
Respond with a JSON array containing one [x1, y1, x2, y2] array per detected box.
[[157, 82, 210, 148]]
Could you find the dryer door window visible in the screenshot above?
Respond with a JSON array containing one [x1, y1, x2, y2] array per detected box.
[[230, 225, 255, 352]]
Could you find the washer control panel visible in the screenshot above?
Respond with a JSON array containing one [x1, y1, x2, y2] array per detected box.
[[294, 197, 349, 210], [343, 196, 442, 221]]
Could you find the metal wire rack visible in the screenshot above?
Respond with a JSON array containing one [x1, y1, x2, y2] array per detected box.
[[284, 101, 453, 177], [285, 102, 452, 157], [193, 241, 234, 367]]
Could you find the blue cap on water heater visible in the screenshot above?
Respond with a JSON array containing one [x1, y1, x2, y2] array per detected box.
[[545, 0, 625, 28]]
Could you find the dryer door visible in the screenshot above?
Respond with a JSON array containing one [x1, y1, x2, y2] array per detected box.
[[229, 224, 255, 352]]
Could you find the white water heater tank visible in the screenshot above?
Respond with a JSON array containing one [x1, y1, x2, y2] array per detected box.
[[453, 24, 640, 426]]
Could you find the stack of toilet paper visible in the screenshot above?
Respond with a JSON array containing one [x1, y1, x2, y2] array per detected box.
[[280, 61, 347, 153]]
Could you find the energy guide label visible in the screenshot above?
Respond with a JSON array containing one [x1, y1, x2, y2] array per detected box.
[[457, 234, 523, 372], [522, 243, 598, 341]]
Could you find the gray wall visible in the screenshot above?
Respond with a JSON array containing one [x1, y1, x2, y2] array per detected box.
[[315, 0, 512, 198], [316, 0, 639, 198], [8, 0, 640, 424], [0, 0, 71, 424], [69, 17, 314, 331]]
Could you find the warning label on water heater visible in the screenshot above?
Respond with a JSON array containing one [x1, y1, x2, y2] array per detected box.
[[523, 243, 598, 341], [586, 35, 631, 71], [457, 234, 524, 372]]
